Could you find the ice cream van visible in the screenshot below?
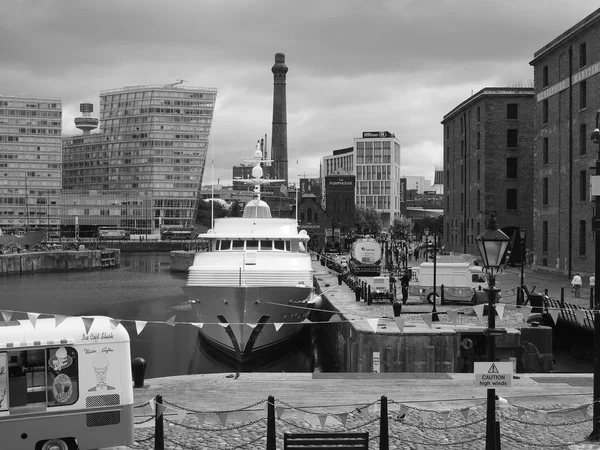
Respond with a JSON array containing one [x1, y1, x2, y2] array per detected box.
[[0, 316, 134, 450]]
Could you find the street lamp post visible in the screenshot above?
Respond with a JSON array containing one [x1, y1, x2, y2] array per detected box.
[[432, 230, 439, 322], [476, 213, 510, 450], [424, 228, 429, 262], [589, 115, 600, 440], [519, 227, 526, 305]]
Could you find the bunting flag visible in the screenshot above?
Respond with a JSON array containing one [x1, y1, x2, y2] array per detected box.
[[357, 406, 369, 418], [218, 323, 228, 328], [156, 403, 167, 418], [398, 404, 409, 416], [517, 406, 526, 418], [473, 304, 485, 320], [440, 410, 450, 427], [329, 314, 342, 322], [318, 413, 328, 428], [276, 406, 286, 419], [239, 411, 249, 424], [366, 318, 379, 333], [520, 306, 532, 322], [27, 312, 40, 328], [337, 412, 348, 426], [218, 412, 228, 426], [496, 304, 505, 321], [273, 323, 284, 331], [55, 315, 68, 328], [109, 318, 120, 329], [536, 410, 547, 421], [149, 398, 156, 414], [195, 413, 207, 425], [574, 309, 586, 325], [447, 309, 459, 325], [422, 313, 433, 329], [165, 315, 176, 327], [135, 320, 148, 335], [460, 407, 470, 421], [82, 316, 94, 334], [549, 308, 560, 325], [191, 323, 204, 329], [301, 318, 312, 324], [579, 405, 589, 419], [394, 317, 406, 333], [1, 310, 12, 324], [246, 323, 257, 329]]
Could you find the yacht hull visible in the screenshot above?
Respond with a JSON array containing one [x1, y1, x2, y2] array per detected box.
[[182, 285, 313, 363]]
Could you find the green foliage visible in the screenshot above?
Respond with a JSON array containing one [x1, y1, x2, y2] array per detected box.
[[354, 206, 383, 236], [196, 199, 229, 228], [413, 215, 443, 239], [391, 217, 413, 240]]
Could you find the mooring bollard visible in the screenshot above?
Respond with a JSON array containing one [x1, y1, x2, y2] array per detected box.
[[392, 301, 402, 317], [155, 394, 164, 450], [355, 285, 361, 302], [132, 356, 147, 388]]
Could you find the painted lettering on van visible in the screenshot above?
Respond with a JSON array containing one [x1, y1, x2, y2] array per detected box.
[[81, 332, 114, 341]]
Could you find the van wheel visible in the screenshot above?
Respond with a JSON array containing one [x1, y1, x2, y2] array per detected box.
[[426, 293, 439, 304], [40, 438, 73, 450]]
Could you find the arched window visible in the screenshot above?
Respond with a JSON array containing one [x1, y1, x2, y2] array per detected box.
[[307, 208, 313, 224]]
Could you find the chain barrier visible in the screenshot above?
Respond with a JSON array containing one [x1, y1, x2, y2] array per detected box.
[[397, 415, 487, 430], [276, 397, 380, 414], [132, 432, 155, 443], [500, 414, 591, 427], [133, 401, 150, 409], [133, 416, 154, 425], [501, 431, 593, 447], [164, 416, 265, 432], [394, 433, 486, 447], [162, 398, 265, 415]]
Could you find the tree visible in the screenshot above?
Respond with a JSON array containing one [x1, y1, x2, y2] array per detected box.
[[413, 215, 443, 240], [355, 206, 383, 236], [391, 217, 413, 240], [196, 199, 229, 229]]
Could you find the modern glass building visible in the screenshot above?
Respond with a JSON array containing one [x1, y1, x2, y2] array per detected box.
[[0, 95, 62, 230], [62, 83, 217, 233]]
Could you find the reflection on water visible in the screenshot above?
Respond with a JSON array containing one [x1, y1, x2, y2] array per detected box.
[[1, 252, 315, 378]]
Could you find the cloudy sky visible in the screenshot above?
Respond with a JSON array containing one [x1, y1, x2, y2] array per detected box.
[[2, 1, 598, 185]]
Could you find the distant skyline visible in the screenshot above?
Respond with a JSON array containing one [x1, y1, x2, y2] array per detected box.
[[2, 1, 598, 185]]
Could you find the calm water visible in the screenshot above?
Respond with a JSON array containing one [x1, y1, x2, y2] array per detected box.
[[0, 252, 317, 378]]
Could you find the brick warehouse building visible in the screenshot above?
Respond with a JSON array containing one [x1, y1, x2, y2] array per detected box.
[[441, 88, 535, 262], [530, 7, 600, 276]]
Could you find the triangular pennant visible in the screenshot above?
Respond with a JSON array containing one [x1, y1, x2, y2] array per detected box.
[[521, 306, 532, 322], [27, 312, 40, 328], [440, 410, 450, 427], [239, 411, 249, 424], [135, 320, 148, 335], [574, 309, 586, 325], [218, 412, 228, 426], [460, 407, 470, 421], [55, 315, 68, 328], [399, 404, 409, 416], [357, 406, 369, 418], [536, 410, 547, 421], [273, 323, 284, 331], [218, 323, 228, 328], [109, 319, 120, 329], [549, 308, 559, 325], [447, 309, 459, 325], [496, 304, 505, 321], [301, 318, 312, 324], [473, 304, 485, 320], [366, 318, 378, 333], [318, 413, 327, 428], [276, 406, 286, 419], [517, 406, 526, 418], [1, 310, 13, 324], [149, 398, 156, 414], [156, 403, 167, 418], [165, 315, 176, 327], [329, 314, 342, 322], [580, 405, 589, 419], [195, 413, 206, 425], [422, 313, 433, 329], [394, 317, 406, 333], [337, 412, 348, 426], [82, 316, 94, 334], [191, 323, 204, 329]]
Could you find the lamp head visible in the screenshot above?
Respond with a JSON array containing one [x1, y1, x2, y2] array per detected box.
[[519, 226, 526, 240], [476, 213, 510, 269], [592, 128, 600, 145]]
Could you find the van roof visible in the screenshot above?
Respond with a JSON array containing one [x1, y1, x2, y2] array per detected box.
[[0, 316, 130, 349]]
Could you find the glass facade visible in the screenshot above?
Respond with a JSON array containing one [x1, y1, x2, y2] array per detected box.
[[62, 84, 217, 231], [0, 96, 62, 230]]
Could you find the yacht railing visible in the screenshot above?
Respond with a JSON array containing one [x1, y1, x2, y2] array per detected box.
[[187, 269, 313, 287]]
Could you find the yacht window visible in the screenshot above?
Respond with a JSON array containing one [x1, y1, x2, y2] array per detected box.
[[284, 240, 290, 251], [246, 240, 259, 250], [219, 240, 231, 250], [232, 240, 245, 250], [260, 240, 272, 250], [299, 242, 306, 252], [274, 241, 285, 251]]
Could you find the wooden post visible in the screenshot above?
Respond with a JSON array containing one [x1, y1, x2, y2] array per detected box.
[[592, 287, 595, 311], [560, 288, 565, 310], [154, 394, 164, 450], [380, 395, 389, 450], [441, 284, 445, 306], [266, 395, 276, 450]]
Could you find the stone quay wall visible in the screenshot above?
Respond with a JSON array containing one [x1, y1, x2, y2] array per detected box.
[[0, 249, 121, 275], [170, 251, 195, 272]]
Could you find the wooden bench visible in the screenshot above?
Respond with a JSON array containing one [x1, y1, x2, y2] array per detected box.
[[283, 432, 369, 449]]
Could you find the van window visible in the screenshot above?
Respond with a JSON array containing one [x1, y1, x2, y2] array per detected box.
[[472, 274, 486, 283], [47, 347, 79, 407]]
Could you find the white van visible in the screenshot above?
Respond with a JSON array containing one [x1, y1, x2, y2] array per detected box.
[[0, 316, 134, 450], [412, 261, 487, 303]]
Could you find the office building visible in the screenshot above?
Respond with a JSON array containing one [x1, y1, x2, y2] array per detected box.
[[442, 87, 535, 259], [530, 7, 600, 274], [0, 95, 62, 230], [62, 83, 217, 233]]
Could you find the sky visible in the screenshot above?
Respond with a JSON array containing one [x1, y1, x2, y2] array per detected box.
[[1, 0, 599, 186]]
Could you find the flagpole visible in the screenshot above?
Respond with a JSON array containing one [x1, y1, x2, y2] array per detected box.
[[211, 137, 214, 229]]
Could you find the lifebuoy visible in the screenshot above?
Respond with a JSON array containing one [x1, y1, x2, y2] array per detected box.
[[461, 338, 474, 351]]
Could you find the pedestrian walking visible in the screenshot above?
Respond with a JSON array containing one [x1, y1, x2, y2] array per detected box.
[[590, 274, 595, 291], [572, 273, 583, 298], [400, 270, 411, 305]]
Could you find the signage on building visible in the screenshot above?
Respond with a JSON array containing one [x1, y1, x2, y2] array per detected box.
[[424, 190, 437, 195], [362, 131, 395, 138], [300, 178, 322, 198], [474, 362, 513, 388], [325, 176, 355, 192], [537, 61, 600, 103]]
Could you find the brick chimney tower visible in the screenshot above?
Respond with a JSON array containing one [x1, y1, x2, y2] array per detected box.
[[271, 53, 288, 186]]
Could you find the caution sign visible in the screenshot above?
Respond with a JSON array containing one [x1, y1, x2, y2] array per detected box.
[[474, 362, 513, 388]]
